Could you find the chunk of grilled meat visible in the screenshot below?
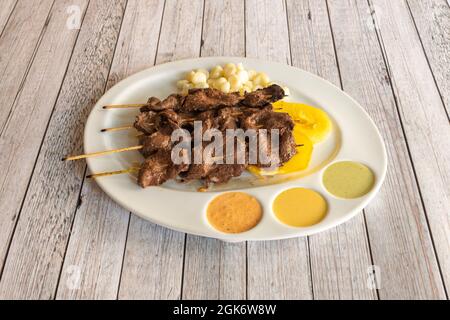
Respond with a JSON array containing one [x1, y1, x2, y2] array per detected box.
[[242, 84, 285, 107], [134, 111, 158, 135], [243, 109, 296, 166], [217, 107, 240, 130], [138, 149, 189, 188], [140, 94, 185, 112], [182, 88, 243, 112], [242, 108, 294, 132], [139, 128, 172, 157], [205, 164, 247, 185]]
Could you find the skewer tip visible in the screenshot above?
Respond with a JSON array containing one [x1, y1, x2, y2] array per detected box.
[[61, 157, 67, 161], [100, 128, 106, 132]]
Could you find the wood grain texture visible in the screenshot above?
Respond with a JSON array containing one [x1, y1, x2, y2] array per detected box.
[[183, 237, 246, 300], [0, 0, 88, 283], [118, 218, 185, 299], [0, 0, 54, 133], [56, 0, 166, 300], [327, 0, 446, 299], [371, 0, 450, 293], [201, 0, 245, 57], [55, 182, 129, 299], [118, 0, 204, 300], [181, 0, 246, 300], [245, 0, 312, 300], [245, 0, 290, 65], [407, 0, 450, 115], [0, 0, 17, 35], [0, 0, 127, 299], [286, 0, 376, 300], [247, 239, 312, 299], [154, 0, 204, 65]]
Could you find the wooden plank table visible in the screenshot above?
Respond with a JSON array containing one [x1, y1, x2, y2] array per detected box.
[[0, 0, 448, 300]]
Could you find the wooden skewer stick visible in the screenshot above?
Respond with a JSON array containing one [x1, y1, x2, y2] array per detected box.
[[100, 118, 196, 133], [101, 125, 134, 132], [62, 145, 143, 161], [86, 167, 140, 179], [103, 103, 147, 109]]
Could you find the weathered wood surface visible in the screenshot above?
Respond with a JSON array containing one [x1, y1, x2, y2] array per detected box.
[[0, 0, 448, 300], [0, 0, 127, 299], [0, 0, 89, 288], [0, 0, 17, 34], [407, 0, 450, 114], [372, 0, 450, 292], [0, 0, 54, 133], [327, 0, 446, 299]]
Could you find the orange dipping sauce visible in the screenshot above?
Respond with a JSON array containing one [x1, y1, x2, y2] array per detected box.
[[207, 192, 262, 233]]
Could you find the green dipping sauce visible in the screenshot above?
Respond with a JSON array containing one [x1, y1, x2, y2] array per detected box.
[[323, 161, 375, 199]]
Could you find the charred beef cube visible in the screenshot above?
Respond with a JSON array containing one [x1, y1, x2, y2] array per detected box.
[[242, 109, 294, 132], [140, 129, 172, 157], [217, 107, 240, 130], [140, 97, 161, 112], [140, 94, 185, 112], [241, 84, 285, 107], [181, 163, 217, 181], [197, 110, 217, 131], [138, 150, 189, 188], [134, 111, 158, 135], [182, 88, 243, 112], [205, 164, 247, 185], [279, 131, 297, 164], [242, 109, 296, 167]]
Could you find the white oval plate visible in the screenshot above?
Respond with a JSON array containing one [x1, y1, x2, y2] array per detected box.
[[84, 57, 387, 242]]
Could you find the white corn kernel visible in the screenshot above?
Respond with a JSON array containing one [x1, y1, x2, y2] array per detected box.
[[181, 83, 193, 95], [236, 70, 249, 83], [244, 80, 254, 90], [186, 71, 196, 82], [228, 74, 242, 89], [223, 63, 237, 77], [252, 74, 262, 86], [177, 79, 190, 89], [216, 77, 227, 85], [196, 68, 209, 79], [210, 65, 223, 79], [191, 71, 207, 84], [219, 81, 231, 93], [282, 86, 290, 96], [236, 62, 244, 71]]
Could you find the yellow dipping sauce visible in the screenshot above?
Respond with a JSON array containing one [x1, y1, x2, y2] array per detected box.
[[273, 188, 327, 227], [323, 161, 375, 199], [207, 192, 262, 233]]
